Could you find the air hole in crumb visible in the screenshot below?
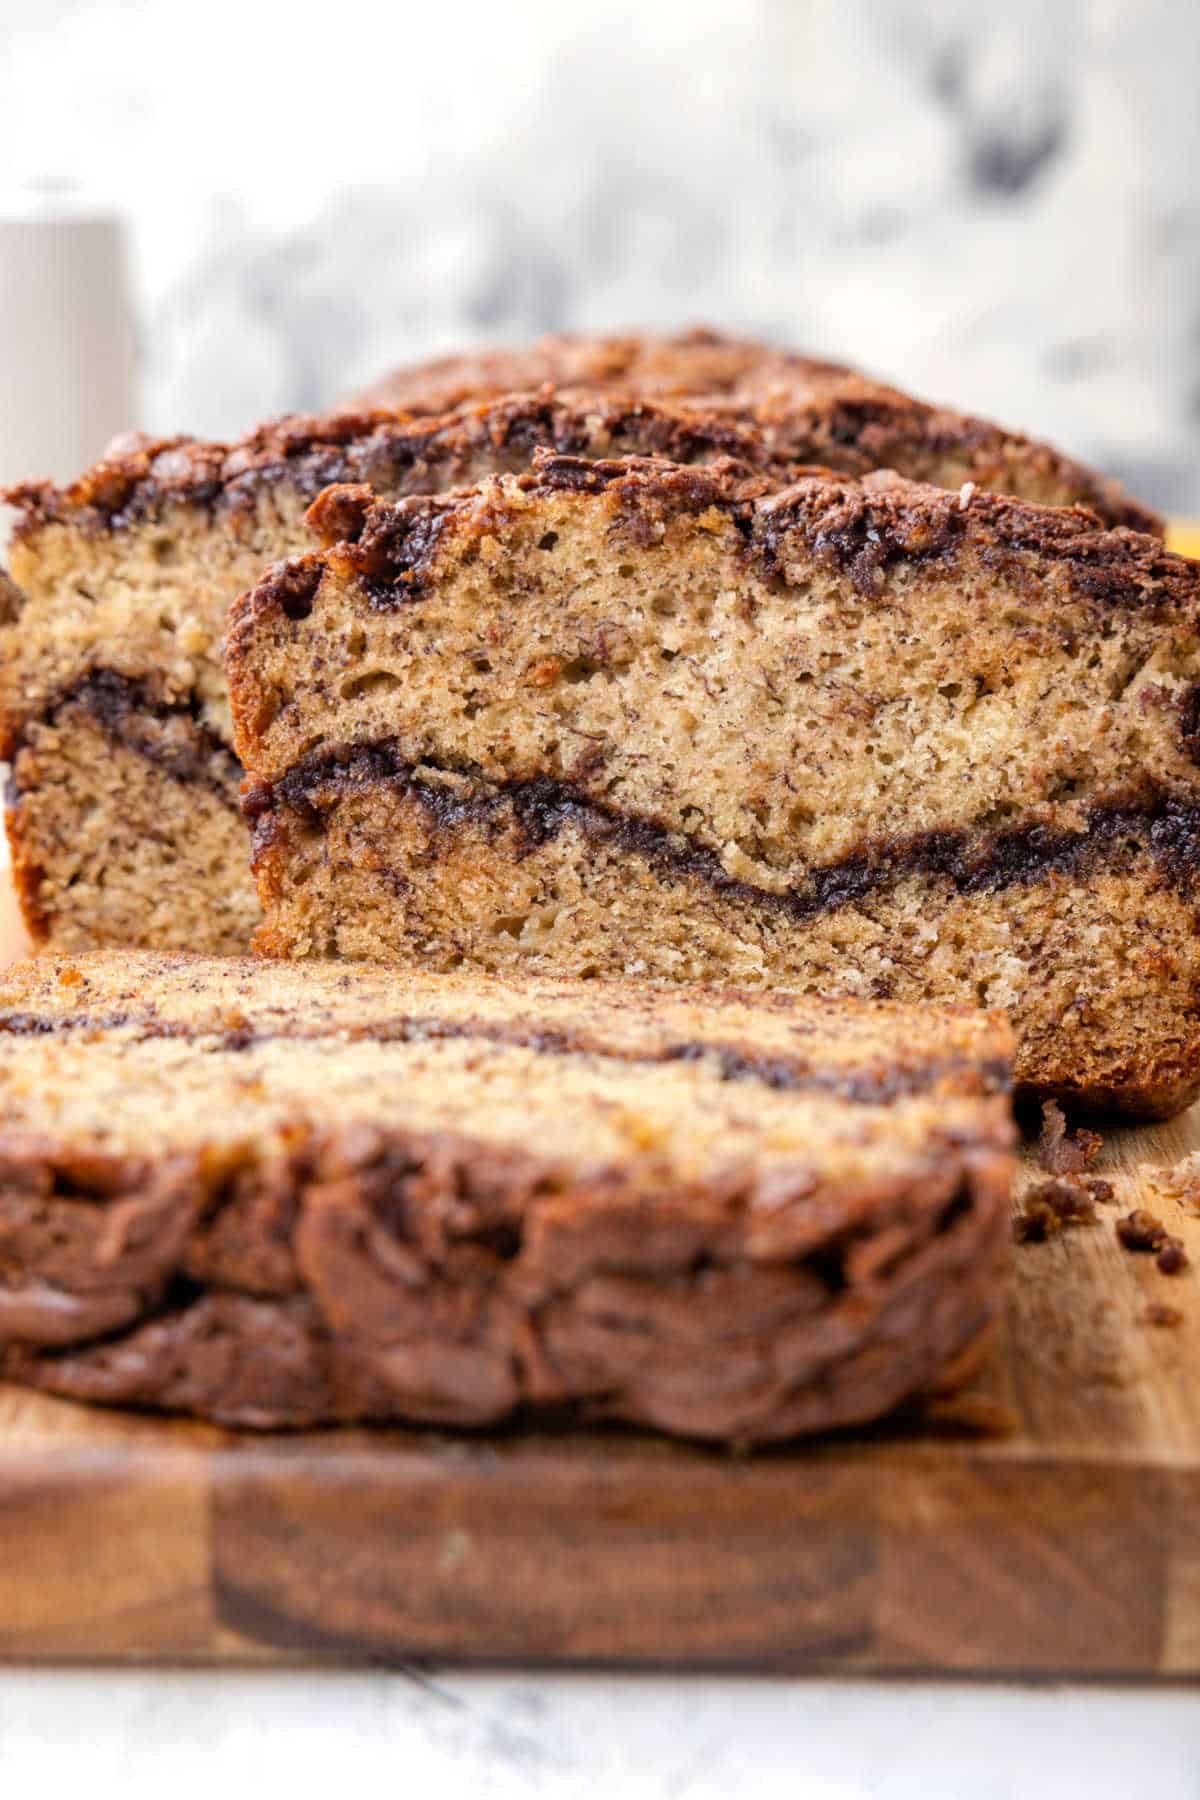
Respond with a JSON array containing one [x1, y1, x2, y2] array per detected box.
[[537, 532, 559, 552], [493, 915, 529, 938], [341, 670, 402, 701]]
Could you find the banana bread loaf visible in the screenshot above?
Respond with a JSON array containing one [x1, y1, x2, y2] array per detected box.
[[228, 454, 1200, 1119], [351, 327, 1159, 532], [0, 394, 800, 954], [0, 950, 1014, 1439]]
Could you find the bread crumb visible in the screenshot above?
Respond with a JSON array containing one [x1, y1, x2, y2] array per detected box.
[[1037, 1100, 1103, 1176], [1013, 1177, 1098, 1241], [1115, 1208, 1187, 1270], [1117, 1208, 1170, 1251]]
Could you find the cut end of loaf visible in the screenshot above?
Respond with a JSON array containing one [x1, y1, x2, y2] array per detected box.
[[229, 457, 1200, 1119]]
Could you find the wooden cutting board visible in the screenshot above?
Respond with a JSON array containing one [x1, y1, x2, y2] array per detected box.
[[2, 1107, 1200, 1675]]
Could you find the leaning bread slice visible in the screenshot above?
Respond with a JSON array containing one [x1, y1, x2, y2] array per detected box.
[[0, 951, 1013, 1440], [0, 394, 796, 955], [228, 454, 1200, 1119]]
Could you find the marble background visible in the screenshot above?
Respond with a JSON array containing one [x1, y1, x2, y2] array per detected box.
[[0, 0, 1197, 507], [4, 1669, 1200, 1799]]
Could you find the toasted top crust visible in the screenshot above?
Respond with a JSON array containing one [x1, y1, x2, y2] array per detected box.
[[0, 391, 799, 539], [346, 326, 1161, 534], [3, 332, 1160, 540], [255, 452, 1196, 622], [347, 326, 856, 412]]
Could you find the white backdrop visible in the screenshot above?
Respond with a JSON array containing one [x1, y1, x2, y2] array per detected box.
[[0, 0, 1197, 497]]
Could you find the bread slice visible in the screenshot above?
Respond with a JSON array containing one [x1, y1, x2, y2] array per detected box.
[[1, 331, 1156, 956], [351, 327, 1160, 532], [0, 950, 1013, 1440], [228, 454, 1200, 1120], [0, 395, 799, 954]]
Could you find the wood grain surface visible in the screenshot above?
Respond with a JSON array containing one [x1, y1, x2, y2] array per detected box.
[[1, 1104, 1199, 1674]]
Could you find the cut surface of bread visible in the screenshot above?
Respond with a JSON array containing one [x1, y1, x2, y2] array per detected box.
[[228, 454, 1200, 1120], [350, 327, 1160, 532], [0, 395, 798, 954], [0, 951, 1013, 1440], [1, 329, 1157, 955]]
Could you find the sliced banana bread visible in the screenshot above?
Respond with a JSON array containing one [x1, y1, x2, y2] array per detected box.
[[1, 333, 1156, 957], [0, 950, 1013, 1439], [352, 327, 1159, 532], [229, 455, 1200, 1120], [0, 394, 799, 954]]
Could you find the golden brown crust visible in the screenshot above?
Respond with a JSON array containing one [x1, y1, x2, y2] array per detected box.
[[346, 327, 1161, 534], [5, 804, 48, 944], [0, 393, 799, 537], [4, 345, 1160, 540], [230, 455, 1194, 646], [345, 325, 834, 412]]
